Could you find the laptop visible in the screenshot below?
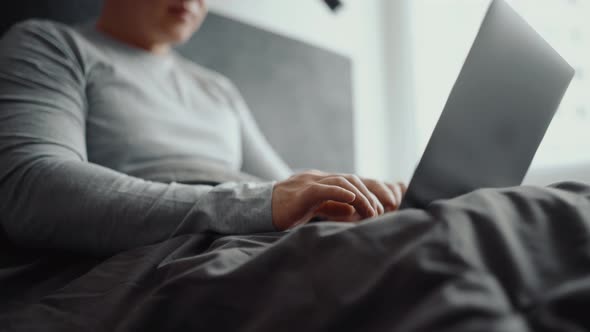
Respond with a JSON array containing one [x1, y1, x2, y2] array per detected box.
[[400, 0, 575, 210]]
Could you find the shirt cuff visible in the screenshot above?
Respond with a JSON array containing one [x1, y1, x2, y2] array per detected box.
[[172, 181, 277, 236], [231, 181, 277, 233]]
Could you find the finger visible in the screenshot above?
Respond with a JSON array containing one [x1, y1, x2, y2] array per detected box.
[[386, 183, 401, 207], [315, 201, 363, 222], [386, 183, 403, 209], [303, 171, 378, 215], [315, 201, 356, 218], [319, 177, 376, 218], [369, 192, 384, 215], [399, 182, 408, 194], [367, 180, 397, 212], [343, 175, 383, 216], [303, 183, 356, 211], [307, 172, 376, 214]]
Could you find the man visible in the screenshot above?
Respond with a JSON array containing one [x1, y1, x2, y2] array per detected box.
[[0, 0, 406, 255]]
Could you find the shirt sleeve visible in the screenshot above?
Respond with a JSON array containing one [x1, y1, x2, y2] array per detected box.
[[219, 78, 294, 181], [0, 21, 277, 256]]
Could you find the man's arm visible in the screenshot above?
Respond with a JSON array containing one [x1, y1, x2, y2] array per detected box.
[[221, 79, 407, 215], [216, 69, 410, 220], [0, 21, 276, 256], [219, 78, 293, 181]]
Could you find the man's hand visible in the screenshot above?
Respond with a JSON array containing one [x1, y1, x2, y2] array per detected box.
[[272, 170, 407, 231]]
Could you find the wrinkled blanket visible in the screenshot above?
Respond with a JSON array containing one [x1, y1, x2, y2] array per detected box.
[[1, 182, 590, 332]]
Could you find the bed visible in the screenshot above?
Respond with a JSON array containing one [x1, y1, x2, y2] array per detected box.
[[1, 183, 589, 331], [1, 2, 590, 332]]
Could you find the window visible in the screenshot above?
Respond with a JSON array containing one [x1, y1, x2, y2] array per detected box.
[[411, 0, 590, 168]]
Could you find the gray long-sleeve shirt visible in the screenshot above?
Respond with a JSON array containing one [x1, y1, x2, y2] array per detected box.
[[0, 20, 292, 255]]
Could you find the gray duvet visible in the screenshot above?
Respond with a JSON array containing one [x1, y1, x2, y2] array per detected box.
[[1, 182, 590, 331]]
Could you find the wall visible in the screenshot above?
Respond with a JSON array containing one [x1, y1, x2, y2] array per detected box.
[[208, 0, 391, 180]]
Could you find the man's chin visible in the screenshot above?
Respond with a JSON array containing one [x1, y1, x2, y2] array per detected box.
[[165, 27, 199, 45]]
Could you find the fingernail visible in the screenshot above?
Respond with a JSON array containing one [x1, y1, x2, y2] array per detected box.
[[370, 208, 377, 217]]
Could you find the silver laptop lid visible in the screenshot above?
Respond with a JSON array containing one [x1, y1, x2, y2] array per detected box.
[[400, 0, 575, 210]]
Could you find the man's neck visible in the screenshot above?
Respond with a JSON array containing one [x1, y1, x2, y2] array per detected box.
[[96, 17, 171, 55]]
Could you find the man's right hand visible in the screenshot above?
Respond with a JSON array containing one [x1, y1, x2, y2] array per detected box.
[[272, 170, 401, 231]]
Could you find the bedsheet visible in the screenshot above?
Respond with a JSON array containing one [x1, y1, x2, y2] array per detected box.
[[1, 182, 590, 331]]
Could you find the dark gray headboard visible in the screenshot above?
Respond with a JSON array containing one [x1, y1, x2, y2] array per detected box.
[[0, 1, 355, 172]]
